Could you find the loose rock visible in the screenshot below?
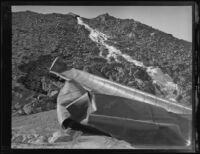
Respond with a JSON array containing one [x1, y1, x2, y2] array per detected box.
[[33, 136, 48, 144], [18, 109, 25, 115], [48, 129, 73, 143], [23, 103, 33, 115], [49, 90, 58, 97], [14, 102, 22, 110]]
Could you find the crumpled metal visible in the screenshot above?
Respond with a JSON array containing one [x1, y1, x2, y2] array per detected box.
[[50, 57, 192, 147]]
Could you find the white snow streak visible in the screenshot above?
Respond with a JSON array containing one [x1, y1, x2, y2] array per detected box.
[[77, 17, 179, 100], [77, 17, 145, 67]]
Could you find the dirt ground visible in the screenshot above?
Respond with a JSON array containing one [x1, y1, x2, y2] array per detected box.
[[11, 110, 134, 149]]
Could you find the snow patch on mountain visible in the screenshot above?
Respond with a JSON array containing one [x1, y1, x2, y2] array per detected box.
[[77, 17, 145, 66], [77, 17, 179, 101], [147, 67, 179, 101], [121, 54, 145, 68]]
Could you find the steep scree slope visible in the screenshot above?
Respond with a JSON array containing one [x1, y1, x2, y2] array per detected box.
[[12, 11, 192, 117]]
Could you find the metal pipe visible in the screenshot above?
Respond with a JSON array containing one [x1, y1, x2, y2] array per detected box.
[[50, 67, 192, 115]]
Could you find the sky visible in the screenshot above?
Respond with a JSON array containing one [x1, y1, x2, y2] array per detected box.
[[12, 6, 192, 42]]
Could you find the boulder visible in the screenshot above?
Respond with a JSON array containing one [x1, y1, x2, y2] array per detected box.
[[14, 102, 23, 110], [32, 135, 48, 144], [12, 135, 23, 143], [17, 109, 25, 115], [127, 32, 136, 39], [48, 129, 73, 143], [48, 90, 58, 97], [23, 103, 33, 115], [35, 107, 42, 113]]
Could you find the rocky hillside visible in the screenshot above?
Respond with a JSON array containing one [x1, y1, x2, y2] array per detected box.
[[12, 11, 192, 117]]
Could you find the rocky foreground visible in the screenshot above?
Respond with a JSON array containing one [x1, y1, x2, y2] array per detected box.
[[12, 110, 134, 149]]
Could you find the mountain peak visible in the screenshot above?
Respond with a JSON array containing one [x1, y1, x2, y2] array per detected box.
[[67, 12, 80, 18], [95, 13, 115, 21], [101, 13, 110, 16], [97, 13, 111, 17]]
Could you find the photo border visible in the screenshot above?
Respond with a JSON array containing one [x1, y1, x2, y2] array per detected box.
[[1, 0, 199, 153]]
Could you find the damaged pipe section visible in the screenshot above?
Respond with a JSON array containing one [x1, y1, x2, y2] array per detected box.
[[50, 57, 192, 115]]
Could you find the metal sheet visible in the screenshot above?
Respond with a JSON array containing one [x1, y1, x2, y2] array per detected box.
[[50, 57, 192, 114], [88, 93, 191, 146], [50, 57, 192, 147]]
